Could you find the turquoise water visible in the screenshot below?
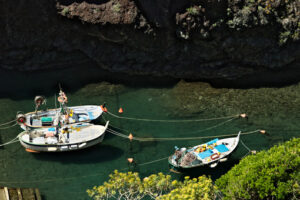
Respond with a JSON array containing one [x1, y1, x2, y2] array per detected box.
[[0, 68, 299, 199]]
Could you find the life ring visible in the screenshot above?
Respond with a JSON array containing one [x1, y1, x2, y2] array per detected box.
[[58, 96, 68, 103], [210, 153, 220, 160]]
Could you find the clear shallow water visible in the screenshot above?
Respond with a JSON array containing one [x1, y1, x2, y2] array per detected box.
[[0, 68, 299, 200]]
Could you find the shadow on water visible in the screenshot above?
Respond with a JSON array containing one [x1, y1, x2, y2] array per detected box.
[[208, 66, 300, 89], [31, 144, 124, 164], [3, 63, 300, 100], [176, 158, 240, 181], [0, 65, 179, 100]]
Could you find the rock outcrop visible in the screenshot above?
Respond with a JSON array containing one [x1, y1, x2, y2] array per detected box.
[[0, 0, 299, 82]]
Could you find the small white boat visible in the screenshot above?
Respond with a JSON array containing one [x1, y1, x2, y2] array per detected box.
[[169, 132, 241, 169], [16, 90, 103, 130], [18, 105, 103, 130], [19, 121, 109, 152]]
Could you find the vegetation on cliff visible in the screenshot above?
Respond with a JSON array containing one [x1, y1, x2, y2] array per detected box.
[[86, 171, 217, 200], [87, 138, 299, 200], [226, 0, 299, 45], [179, 0, 299, 44], [216, 137, 300, 200]]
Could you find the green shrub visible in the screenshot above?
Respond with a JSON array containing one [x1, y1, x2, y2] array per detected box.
[[87, 170, 217, 200], [158, 176, 217, 200], [226, 0, 300, 44], [62, 7, 69, 16], [216, 138, 300, 200], [186, 6, 199, 16]]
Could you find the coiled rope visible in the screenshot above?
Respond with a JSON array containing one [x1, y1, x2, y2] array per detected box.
[[107, 129, 261, 142], [106, 110, 240, 122]]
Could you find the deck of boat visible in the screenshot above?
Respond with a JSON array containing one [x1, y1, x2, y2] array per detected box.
[[21, 123, 108, 145]]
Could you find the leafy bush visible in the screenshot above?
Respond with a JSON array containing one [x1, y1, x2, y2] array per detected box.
[[87, 170, 217, 200], [158, 176, 217, 200], [216, 137, 300, 200], [227, 0, 300, 44]]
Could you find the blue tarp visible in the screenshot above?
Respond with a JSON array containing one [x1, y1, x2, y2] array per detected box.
[[197, 149, 214, 159], [48, 127, 56, 131], [88, 112, 94, 120], [207, 138, 219, 145], [215, 144, 229, 153]]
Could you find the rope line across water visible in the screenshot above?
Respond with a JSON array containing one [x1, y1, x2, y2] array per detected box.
[[107, 129, 261, 142], [103, 115, 237, 136], [0, 122, 18, 130], [0, 119, 16, 127], [106, 110, 240, 122]]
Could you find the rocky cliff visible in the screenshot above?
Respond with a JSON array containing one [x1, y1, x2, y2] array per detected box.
[[0, 0, 299, 81]]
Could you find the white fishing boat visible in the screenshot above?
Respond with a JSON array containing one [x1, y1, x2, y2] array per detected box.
[[169, 132, 241, 169], [19, 121, 109, 152], [16, 90, 103, 130]]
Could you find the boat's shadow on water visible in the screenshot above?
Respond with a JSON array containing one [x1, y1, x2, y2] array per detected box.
[[31, 144, 124, 164], [176, 158, 240, 181]]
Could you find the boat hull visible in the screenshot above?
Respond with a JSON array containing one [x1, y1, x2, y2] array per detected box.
[[19, 133, 105, 152], [19, 122, 109, 152]]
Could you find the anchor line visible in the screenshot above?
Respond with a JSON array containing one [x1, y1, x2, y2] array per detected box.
[[240, 139, 253, 159], [103, 115, 237, 135], [0, 136, 20, 147], [0, 122, 18, 130], [105, 110, 240, 122], [0, 119, 17, 127], [107, 129, 261, 142]]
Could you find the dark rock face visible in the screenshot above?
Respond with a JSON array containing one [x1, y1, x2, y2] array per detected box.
[[0, 0, 299, 81]]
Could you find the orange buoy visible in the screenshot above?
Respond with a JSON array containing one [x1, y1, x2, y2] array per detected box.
[[25, 148, 40, 153], [240, 113, 247, 118], [127, 158, 134, 163], [100, 105, 108, 112], [260, 130, 266, 134], [118, 107, 123, 113], [128, 133, 133, 141]]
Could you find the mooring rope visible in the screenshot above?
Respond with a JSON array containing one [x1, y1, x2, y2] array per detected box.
[[240, 139, 253, 159], [102, 115, 237, 136], [0, 136, 19, 147], [0, 122, 18, 130], [106, 110, 240, 122], [107, 129, 261, 142], [0, 119, 16, 127], [188, 117, 236, 134]]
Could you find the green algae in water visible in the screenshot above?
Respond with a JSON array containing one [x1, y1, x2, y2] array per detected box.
[[0, 78, 300, 199]]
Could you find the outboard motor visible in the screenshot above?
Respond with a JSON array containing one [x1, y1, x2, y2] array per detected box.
[[16, 113, 26, 124]]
